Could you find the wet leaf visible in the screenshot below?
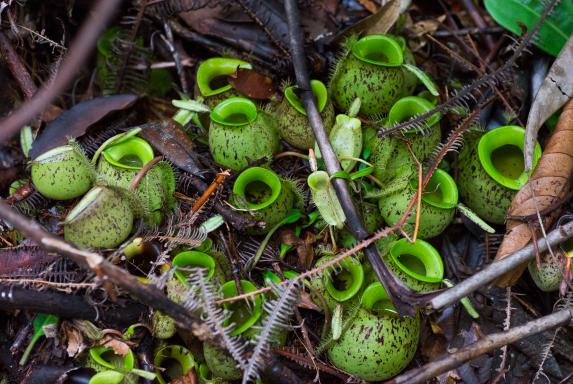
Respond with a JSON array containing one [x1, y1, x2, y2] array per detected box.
[[138, 120, 202, 176], [29, 94, 138, 159], [524, 35, 573, 171], [228, 69, 275, 100], [495, 98, 573, 286]]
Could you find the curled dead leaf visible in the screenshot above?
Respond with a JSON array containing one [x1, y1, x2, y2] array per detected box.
[[495, 98, 573, 286], [228, 69, 275, 100], [525, 35, 573, 171], [97, 334, 131, 356], [61, 321, 86, 358]]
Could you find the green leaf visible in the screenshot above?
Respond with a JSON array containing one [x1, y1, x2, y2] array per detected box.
[[443, 279, 479, 319], [172, 99, 211, 113], [457, 202, 496, 234], [20, 313, 59, 365], [89, 371, 125, 384], [330, 170, 351, 180], [350, 166, 374, 180], [402, 64, 439, 96], [20, 126, 33, 158], [484, 0, 573, 56]]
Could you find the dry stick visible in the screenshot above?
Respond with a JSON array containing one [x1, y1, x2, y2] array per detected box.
[[386, 308, 573, 384], [0, 0, 122, 142], [129, 155, 163, 192], [430, 220, 573, 310], [191, 170, 229, 213], [0, 200, 212, 339], [458, 0, 495, 51], [0, 32, 37, 99], [284, 0, 420, 317]]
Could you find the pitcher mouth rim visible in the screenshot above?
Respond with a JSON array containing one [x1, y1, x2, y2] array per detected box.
[[389, 238, 444, 283], [477, 125, 542, 191], [350, 34, 404, 67]]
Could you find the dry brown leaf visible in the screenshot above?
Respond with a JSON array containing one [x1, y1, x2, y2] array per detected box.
[[525, 35, 573, 171], [494, 98, 573, 286], [358, 0, 379, 13], [328, 0, 400, 45], [228, 69, 275, 100], [61, 322, 86, 358], [97, 335, 131, 356]]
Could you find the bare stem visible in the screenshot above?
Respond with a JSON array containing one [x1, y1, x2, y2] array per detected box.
[[430, 220, 573, 310], [283, 0, 418, 317], [387, 308, 573, 384]]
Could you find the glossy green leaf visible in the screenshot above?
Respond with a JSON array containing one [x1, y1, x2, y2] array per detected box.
[[402, 64, 439, 96], [350, 166, 374, 180], [331, 170, 351, 180], [88, 371, 125, 384], [19, 313, 59, 365], [457, 202, 495, 234], [20, 126, 33, 158], [484, 0, 573, 56]]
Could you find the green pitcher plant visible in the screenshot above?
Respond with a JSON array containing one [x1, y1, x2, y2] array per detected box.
[[209, 97, 280, 170], [457, 125, 542, 224], [30, 143, 94, 200], [231, 166, 296, 234], [276, 79, 335, 149], [327, 281, 420, 381]]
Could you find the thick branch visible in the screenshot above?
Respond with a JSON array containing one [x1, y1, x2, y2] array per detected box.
[[284, 0, 418, 316], [0, 284, 146, 327], [0, 0, 122, 142], [387, 308, 573, 384], [430, 220, 573, 310], [0, 200, 206, 336]]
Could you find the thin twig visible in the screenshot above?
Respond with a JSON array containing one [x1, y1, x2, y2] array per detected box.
[[386, 308, 573, 384], [430, 220, 573, 310], [129, 156, 163, 192], [0, 0, 122, 142], [433, 26, 504, 37], [459, 0, 495, 50], [192, 170, 229, 213]]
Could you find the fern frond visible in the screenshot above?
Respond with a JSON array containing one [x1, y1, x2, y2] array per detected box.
[[187, 268, 248, 369], [242, 280, 300, 384], [238, 239, 279, 266]]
